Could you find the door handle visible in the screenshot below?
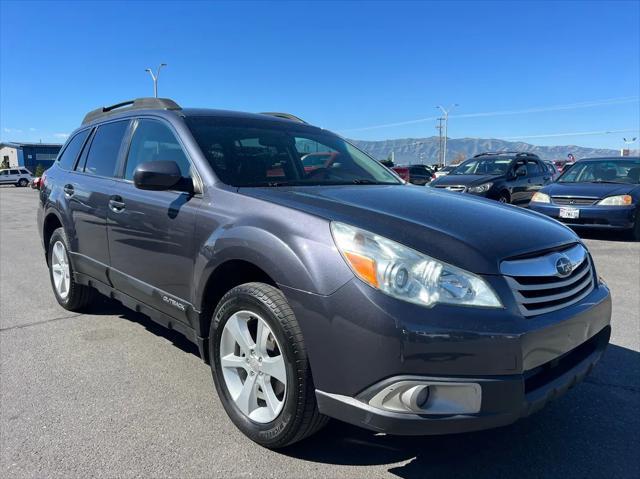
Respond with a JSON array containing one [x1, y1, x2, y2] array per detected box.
[[63, 184, 74, 196], [109, 195, 126, 212]]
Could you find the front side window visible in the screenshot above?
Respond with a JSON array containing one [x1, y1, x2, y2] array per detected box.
[[186, 117, 400, 187], [57, 129, 91, 170], [125, 119, 191, 180], [82, 121, 129, 177]]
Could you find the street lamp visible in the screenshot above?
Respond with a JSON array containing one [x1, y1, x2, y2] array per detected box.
[[145, 63, 167, 98], [436, 104, 458, 166], [622, 137, 638, 156]]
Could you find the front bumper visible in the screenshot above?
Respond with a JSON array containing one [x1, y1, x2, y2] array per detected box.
[[530, 202, 636, 229], [281, 275, 611, 435], [316, 325, 609, 435]]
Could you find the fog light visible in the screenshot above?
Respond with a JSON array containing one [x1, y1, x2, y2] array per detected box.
[[367, 379, 481, 415], [399, 385, 430, 412]]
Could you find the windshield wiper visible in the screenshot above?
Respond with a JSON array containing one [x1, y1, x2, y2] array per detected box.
[[588, 180, 627, 184]]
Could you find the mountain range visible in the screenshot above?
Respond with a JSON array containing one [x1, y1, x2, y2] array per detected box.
[[349, 136, 634, 164]]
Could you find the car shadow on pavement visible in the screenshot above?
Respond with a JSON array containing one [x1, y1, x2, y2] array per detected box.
[[83, 296, 201, 358], [281, 344, 640, 479]]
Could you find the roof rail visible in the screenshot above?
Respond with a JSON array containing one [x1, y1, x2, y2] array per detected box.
[[259, 112, 307, 124], [82, 98, 182, 125]]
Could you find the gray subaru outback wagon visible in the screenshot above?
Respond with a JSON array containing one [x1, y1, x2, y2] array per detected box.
[[38, 98, 611, 448]]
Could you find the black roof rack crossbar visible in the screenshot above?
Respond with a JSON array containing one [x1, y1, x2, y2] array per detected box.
[[82, 98, 182, 125], [259, 112, 307, 124]]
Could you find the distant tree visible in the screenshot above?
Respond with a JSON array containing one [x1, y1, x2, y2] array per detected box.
[[0, 158, 9, 169], [35, 164, 45, 177], [450, 152, 466, 165]]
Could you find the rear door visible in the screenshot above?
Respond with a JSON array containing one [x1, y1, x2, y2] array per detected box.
[[107, 118, 200, 323], [8, 169, 20, 184], [64, 120, 129, 283]]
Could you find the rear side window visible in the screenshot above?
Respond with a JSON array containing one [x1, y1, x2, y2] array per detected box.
[[82, 121, 129, 177], [124, 119, 190, 180], [57, 129, 90, 170], [10, 169, 19, 174], [526, 161, 542, 176]]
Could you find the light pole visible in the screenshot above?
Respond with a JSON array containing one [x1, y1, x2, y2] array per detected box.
[[622, 137, 638, 156], [145, 63, 167, 98], [436, 104, 458, 166]]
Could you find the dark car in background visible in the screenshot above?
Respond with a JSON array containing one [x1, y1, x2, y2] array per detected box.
[[392, 163, 435, 185], [543, 160, 560, 181], [37, 98, 611, 448], [428, 152, 552, 205], [530, 157, 640, 240]]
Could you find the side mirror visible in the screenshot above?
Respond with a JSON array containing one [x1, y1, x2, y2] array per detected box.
[[133, 160, 182, 191]]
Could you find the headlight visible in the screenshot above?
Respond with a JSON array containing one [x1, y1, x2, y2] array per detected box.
[[597, 195, 633, 206], [531, 192, 551, 203], [330, 222, 503, 308], [468, 182, 492, 194]]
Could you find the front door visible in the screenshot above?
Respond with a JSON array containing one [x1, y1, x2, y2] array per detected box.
[[107, 118, 200, 323]]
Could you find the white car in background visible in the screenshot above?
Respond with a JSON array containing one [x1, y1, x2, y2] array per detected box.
[[0, 168, 33, 187]]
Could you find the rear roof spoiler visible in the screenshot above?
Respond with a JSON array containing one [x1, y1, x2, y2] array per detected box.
[[259, 112, 307, 124], [82, 98, 182, 125]]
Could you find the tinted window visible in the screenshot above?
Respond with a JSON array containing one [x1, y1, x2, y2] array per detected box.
[[10, 169, 19, 174], [83, 121, 128, 177], [125, 119, 190, 180], [452, 157, 512, 175], [0, 171, 7, 176], [58, 129, 91, 170], [19, 169, 29, 174]]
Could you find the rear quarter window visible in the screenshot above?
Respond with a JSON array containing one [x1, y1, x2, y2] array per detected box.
[[57, 129, 91, 170]]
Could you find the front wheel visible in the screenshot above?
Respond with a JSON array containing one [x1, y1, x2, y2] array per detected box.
[[18, 178, 29, 187], [498, 191, 511, 204], [209, 282, 327, 448]]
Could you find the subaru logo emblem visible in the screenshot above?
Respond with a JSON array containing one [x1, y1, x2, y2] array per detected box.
[[555, 256, 573, 277]]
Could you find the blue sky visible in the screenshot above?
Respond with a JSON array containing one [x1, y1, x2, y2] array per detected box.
[[1, 0, 639, 149]]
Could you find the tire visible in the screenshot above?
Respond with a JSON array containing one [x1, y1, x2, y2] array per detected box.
[[209, 282, 328, 448], [47, 227, 95, 311], [18, 178, 28, 187], [631, 217, 640, 242], [498, 191, 511, 204]]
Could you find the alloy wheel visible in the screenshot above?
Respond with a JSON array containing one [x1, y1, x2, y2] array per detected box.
[[219, 310, 287, 423], [51, 240, 71, 300]]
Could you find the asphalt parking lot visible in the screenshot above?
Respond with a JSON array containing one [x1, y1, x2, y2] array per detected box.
[[1, 186, 639, 479]]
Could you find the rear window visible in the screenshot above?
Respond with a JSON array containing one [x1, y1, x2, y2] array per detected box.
[[81, 121, 129, 177], [58, 129, 91, 170]]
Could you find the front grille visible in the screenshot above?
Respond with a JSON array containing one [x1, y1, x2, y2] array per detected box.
[[501, 244, 596, 317], [552, 196, 598, 206], [434, 185, 466, 192]]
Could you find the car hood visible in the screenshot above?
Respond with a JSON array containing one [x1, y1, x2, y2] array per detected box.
[[542, 182, 639, 199], [430, 174, 501, 187], [238, 184, 578, 275]]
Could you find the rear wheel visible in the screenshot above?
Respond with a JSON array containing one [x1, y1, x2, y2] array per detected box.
[[18, 178, 28, 187], [48, 228, 95, 311], [210, 282, 327, 448]]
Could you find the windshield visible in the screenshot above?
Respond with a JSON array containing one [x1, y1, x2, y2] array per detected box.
[[451, 157, 512, 175], [186, 117, 400, 187], [557, 159, 640, 184]]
